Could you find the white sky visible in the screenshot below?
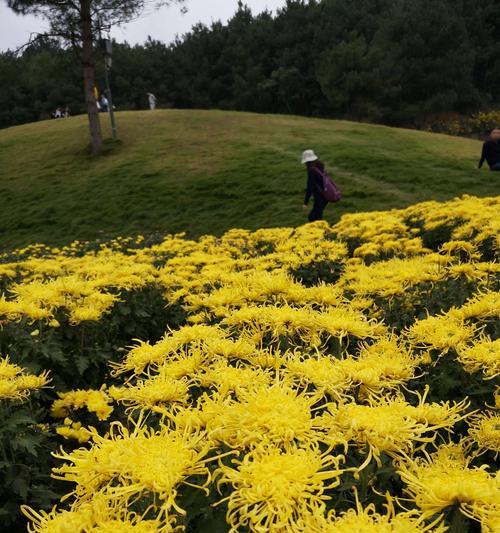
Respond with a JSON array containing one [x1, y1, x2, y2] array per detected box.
[[0, 0, 286, 52]]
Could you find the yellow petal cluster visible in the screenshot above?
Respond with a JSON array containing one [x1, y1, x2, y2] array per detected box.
[[51, 388, 113, 420], [216, 444, 345, 533], [52, 422, 213, 521], [457, 338, 500, 379], [397, 444, 500, 523], [319, 394, 468, 464], [0, 357, 49, 401]]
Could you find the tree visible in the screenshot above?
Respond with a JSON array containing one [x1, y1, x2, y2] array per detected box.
[[6, 0, 186, 154], [317, 0, 479, 124]]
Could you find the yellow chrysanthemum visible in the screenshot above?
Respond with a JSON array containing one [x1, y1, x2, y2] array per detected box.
[[341, 255, 442, 298], [222, 304, 384, 346], [285, 353, 351, 400], [183, 270, 344, 317], [51, 389, 113, 421], [215, 445, 344, 533], [113, 325, 224, 375], [407, 314, 476, 353], [319, 394, 467, 465], [56, 419, 93, 444], [201, 382, 323, 449], [339, 337, 419, 397], [471, 506, 500, 533], [466, 411, 500, 457], [457, 338, 500, 379], [108, 375, 189, 412], [52, 423, 213, 517], [440, 240, 480, 261], [197, 359, 272, 397], [295, 503, 446, 533], [0, 357, 49, 401], [22, 493, 174, 533], [454, 291, 500, 322], [397, 444, 500, 523]]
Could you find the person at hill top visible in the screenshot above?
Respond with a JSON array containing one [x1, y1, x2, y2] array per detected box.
[[147, 93, 157, 110], [478, 128, 500, 171], [302, 149, 341, 222]]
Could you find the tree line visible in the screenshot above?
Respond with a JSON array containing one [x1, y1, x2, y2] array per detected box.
[[1, 0, 499, 132]]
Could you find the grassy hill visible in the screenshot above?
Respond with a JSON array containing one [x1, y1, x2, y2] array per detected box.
[[0, 109, 493, 250]]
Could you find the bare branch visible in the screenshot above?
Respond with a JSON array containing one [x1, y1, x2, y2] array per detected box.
[[11, 31, 63, 55]]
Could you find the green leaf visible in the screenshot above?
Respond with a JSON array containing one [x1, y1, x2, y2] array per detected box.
[[11, 478, 29, 499], [194, 508, 229, 533], [75, 355, 90, 375], [11, 435, 41, 456], [3, 411, 35, 428]]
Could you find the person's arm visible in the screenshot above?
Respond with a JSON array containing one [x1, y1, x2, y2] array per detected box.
[[304, 172, 314, 205], [478, 143, 487, 168]]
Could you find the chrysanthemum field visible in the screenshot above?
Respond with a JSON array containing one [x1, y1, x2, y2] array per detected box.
[[1, 195, 499, 532]]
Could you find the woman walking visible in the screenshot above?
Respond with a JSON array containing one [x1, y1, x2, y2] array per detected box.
[[302, 149, 328, 222]]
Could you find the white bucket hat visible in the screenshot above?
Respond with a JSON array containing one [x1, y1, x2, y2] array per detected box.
[[301, 149, 318, 164]]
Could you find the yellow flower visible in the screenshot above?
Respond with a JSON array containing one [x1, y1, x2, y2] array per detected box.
[[0, 379, 18, 399], [341, 255, 442, 297], [473, 506, 500, 533], [202, 336, 258, 361], [22, 493, 172, 533], [407, 314, 475, 353], [454, 291, 500, 322], [222, 304, 384, 346], [197, 359, 272, 397], [0, 357, 49, 401], [201, 382, 323, 449], [56, 422, 93, 444], [51, 389, 113, 421], [215, 444, 344, 533], [155, 352, 205, 380], [285, 353, 351, 400], [68, 305, 106, 324], [339, 337, 419, 397], [319, 394, 467, 465], [0, 357, 23, 379], [108, 375, 189, 412], [52, 423, 213, 517], [184, 270, 344, 318], [113, 325, 224, 375], [457, 337, 500, 379], [440, 240, 480, 262], [397, 444, 500, 523], [14, 374, 51, 392], [296, 503, 447, 532], [466, 411, 500, 458]]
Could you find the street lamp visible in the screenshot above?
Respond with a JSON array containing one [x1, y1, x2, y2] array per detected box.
[[98, 21, 117, 140]]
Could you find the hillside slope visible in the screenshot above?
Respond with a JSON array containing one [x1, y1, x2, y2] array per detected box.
[[0, 110, 491, 249]]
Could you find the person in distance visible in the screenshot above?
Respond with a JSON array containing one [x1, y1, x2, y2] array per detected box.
[[478, 128, 500, 171]]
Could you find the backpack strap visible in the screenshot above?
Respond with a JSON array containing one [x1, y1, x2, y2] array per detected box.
[[312, 166, 327, 184]]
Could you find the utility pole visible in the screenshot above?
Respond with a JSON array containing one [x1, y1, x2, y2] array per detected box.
[[98, 19, 117, 140]]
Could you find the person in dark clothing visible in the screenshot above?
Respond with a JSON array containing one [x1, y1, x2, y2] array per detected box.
[[302, 149, 328, 222], [478, 128, 500, 171]]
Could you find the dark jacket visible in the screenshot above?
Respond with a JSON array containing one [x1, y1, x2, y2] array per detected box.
[[479, 140, 500, 169], [304, 163, 325, 205]]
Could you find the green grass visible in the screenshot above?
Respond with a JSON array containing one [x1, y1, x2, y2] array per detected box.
[[0, 109, 493, 250]]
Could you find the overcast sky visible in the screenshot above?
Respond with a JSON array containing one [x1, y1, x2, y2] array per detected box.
[[0, 0, 286, 52]]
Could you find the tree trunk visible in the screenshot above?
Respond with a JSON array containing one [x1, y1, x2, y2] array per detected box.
[[80, 0, 102, 154]]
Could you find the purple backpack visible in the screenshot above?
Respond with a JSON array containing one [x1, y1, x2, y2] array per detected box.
[[313, 167, 341, 203]]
